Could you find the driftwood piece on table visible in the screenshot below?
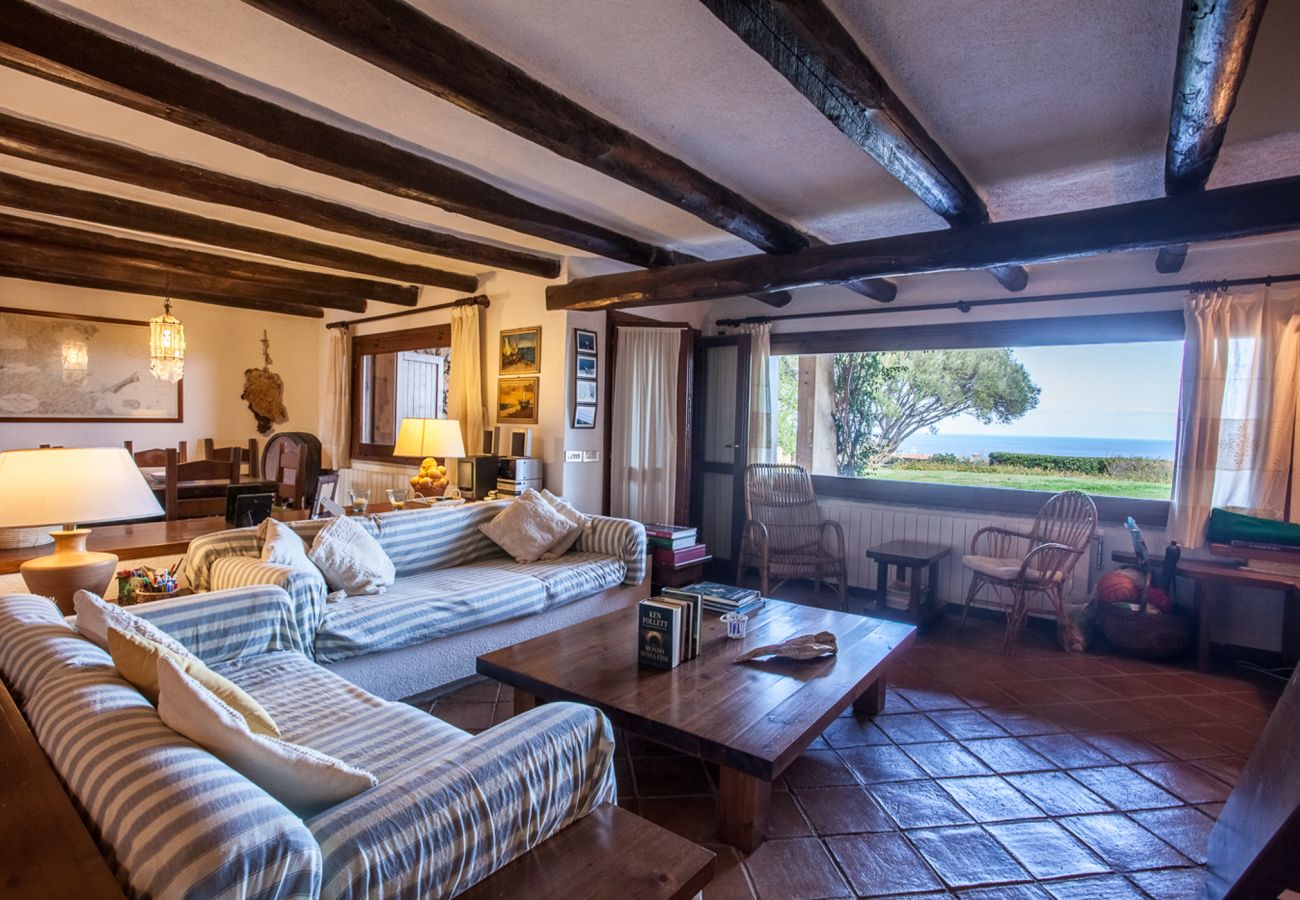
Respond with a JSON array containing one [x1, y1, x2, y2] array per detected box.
[[734, 631, 838, 662]]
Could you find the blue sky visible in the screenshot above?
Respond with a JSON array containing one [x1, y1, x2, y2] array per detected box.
[[936, 340, 1184, 440]]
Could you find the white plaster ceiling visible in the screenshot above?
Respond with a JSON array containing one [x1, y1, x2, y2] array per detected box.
[[3, 0, 1300, 309]]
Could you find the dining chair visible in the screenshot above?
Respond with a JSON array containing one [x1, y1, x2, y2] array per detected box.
[[959, 489, 1098, 654], [736, 463, 848, 608], [163, 448, 240, 520], [271, 445, 306, 509], [201, 437, 261, 479], [125, 440, 187, 467]]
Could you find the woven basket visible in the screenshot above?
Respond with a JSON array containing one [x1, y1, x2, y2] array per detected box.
[[0, 527, 53, 549], [1097, 601, 1193, 660]]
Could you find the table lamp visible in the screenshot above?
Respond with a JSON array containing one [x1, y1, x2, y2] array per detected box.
[[0, 447, 164, 614], [394, 418, 465, 498]]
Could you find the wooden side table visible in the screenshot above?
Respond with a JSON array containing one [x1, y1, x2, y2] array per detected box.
[[865, 540, 950, 625], [650, 554, 713, 591]]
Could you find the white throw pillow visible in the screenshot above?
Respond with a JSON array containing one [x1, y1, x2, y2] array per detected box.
[[156, 656, 376, 815], [538, 489, 591, 559], [308, 515, 395, 595], [74, 589, 197, 661], [259, 517, 313, 569], [480, 490, 576, 563]]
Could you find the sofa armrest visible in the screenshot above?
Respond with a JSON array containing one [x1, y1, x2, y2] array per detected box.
[[576, 516, 647, 585], [133, 584, 313, 664], [181, 526, 260, 591], [209, 557, 328, 652], [308, 701, 617, 899]]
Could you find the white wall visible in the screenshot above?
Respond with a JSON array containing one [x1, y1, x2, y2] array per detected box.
[[330, 266, 613, 513], [0, 279, 321, 453]]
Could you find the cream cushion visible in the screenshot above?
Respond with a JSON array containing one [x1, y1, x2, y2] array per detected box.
[[538, 489, 591, 559], [155, 656, 377, 815], [308, 515, 395, 595], [259, 516, 313, 569], [107, 627, 280, 736], [74, 589, 197, 660], [962, 554, 1064, 584], [480, 489, 575, 563]]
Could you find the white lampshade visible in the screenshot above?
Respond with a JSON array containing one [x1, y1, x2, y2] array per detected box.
[[0, 447, 164, 528], [393, 418, 465, 458]]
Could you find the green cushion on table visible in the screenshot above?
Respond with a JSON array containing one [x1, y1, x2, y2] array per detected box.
[[1206, 507, 1300, 548]]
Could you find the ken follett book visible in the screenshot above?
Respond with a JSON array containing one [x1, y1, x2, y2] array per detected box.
[[638, 599, 681, 670]]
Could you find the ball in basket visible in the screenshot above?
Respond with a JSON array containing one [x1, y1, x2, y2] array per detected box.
[[1096, 569, 1141, 604]]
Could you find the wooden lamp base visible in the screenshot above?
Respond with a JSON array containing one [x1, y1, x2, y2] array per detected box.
[[19, 528, 118, 616]]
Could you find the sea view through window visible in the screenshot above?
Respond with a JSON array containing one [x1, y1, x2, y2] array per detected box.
[[774, 339, 1182, 500]]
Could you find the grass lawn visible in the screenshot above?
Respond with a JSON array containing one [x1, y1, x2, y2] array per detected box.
[[872, 467, 1172, 499]]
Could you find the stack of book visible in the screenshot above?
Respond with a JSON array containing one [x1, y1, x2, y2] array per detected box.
[[663, 581, 765, 617], [645, 523, 707, 566], [637, 594, 703, 670]]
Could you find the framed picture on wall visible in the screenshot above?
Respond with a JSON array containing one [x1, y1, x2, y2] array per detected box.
[[575, 353, 597, 380], [500, 326, 541, 375], [497, 376, 539, 424], [574, 328, 597, 354], [573, 404, 596, 429], [0, 306, 183, 422], [575, 379, 598, 405]]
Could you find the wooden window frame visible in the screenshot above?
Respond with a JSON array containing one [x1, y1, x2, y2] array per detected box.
[[770, 310, 1185, 525], [349, 323, 452, 465]]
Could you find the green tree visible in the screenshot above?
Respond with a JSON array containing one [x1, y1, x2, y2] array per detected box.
[[832, 348, 1039, 475]]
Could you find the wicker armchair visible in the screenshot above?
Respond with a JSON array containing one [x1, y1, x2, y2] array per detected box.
[[736, 464, 847, 607], [960, 490, 1098, 654]]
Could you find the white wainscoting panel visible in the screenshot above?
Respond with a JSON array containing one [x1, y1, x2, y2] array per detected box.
[[818, 498, 1168, 618]]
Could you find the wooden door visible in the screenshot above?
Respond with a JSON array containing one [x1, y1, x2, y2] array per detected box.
[[690, 334, 751, 570]]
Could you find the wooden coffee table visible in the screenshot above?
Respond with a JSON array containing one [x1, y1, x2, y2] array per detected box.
[[478, 599, 915, 851]]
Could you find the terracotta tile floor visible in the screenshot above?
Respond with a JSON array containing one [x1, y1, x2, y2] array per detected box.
[[420, 605, 1283, 899]]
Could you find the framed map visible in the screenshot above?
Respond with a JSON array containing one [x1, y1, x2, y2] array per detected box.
[[0, 307, 183, 422]]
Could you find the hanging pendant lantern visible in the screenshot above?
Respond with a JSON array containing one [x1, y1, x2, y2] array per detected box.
[[149, 299, 186, 383]]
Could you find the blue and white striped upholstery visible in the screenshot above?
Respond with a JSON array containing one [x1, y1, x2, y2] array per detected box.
[[369, 503, 511, 574], [313, 565, 549, 663], [0, 595, 322, 900], [576, 516, 647, 585], [208, 558, 328, 643], [308, 701, 617, 899], [182, 527, 259, 592], [494, 552, 628, 608], [132, 585, 310, 664], [214, 650, 470, 777]]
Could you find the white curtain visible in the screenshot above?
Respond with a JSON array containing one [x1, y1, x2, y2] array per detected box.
[[447, 304, 484, 455], [324, 327, 351, 468], [736, 321, 776, 464], [1169, 284, 1300, 547], [610, 327, 680, 523]]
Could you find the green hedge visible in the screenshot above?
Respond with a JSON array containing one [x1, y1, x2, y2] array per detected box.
[[988, 452, 1107, 474]]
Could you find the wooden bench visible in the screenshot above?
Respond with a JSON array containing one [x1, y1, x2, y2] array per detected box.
[[0, 681, 713, 899]]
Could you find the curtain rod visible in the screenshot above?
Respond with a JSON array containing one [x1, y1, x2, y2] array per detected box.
[[325, 293, 489, 329], [715, 272, 1300, 328]]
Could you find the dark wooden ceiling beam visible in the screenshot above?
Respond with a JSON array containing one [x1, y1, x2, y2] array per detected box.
[[242, 0, 810, 255], [238, 0, 891, 306], [0, 1, 699, 270], [5, 240, 365, 313], [0, 258, 325, 318], [0, 113, 560, 278], [545, 174, 1300, 310], [1156, 0, 1268, 272], [0, 213, 406, 307], [0, 172, 477, 291], [697, 0, 1028, 293]]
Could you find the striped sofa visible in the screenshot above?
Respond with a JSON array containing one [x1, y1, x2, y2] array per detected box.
[[182, 502, 649, 698], [0, 589, 618, 899]]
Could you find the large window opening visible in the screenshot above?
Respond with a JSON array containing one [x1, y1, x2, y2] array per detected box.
[[771, 319, 1183, 502], [350, 324, 451, 463]]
